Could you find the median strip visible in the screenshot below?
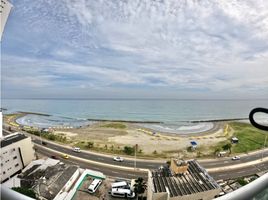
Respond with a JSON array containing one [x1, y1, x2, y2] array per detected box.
[[35, 144, 149, 173]]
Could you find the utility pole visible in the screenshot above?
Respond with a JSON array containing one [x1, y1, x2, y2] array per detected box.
[[134, 144, 137, 170], [261, 135, 267, 161], [40, 130, 42, 145]]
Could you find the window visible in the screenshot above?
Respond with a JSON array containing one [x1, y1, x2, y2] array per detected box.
[[3, 171, 5, 175], [13, 156, 17, 160], [15, 163, 19, 167]]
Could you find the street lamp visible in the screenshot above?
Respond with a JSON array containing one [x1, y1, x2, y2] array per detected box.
[[134, 144, 138, 170], [261, 135, 267, 161]]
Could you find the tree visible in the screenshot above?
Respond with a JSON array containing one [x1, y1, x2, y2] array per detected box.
[[12, 187, 36, 199], [166, 160, 171, 167], [87, 141, 94, 148], [134, 177, 147, 199], [222, 143, 232, 153], [123, 146, 135, 155]]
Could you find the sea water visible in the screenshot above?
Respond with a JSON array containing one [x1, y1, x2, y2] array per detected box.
[[2, 98, 268, 133]]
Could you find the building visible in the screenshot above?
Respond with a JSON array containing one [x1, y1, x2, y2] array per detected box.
[[0, 132, 35, 183], [0, 0, 13, 40], [147, 159, 221, 200], [170, 159, 188, 175], [3, 158, 106, 200]]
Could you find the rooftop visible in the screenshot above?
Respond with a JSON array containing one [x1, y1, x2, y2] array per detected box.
[[151, 160, 220, 197], [1, 132, 28, 148], [18, 158, 79, 200]]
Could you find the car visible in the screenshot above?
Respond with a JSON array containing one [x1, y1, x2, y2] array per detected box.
[[72, 147, 81, 153], [113, 156, 124, 162], [88, 179, 102, 193], [62, 154, 69, 159], [232, 156, 240, 160], [41, 141, 47, 145]]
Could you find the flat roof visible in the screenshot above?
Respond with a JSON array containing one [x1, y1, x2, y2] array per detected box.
[[19, 161, 79, 200], [151, 160, 220, 197], [1, 133, 28, 148]]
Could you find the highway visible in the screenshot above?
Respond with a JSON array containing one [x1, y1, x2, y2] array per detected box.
[[3, 129, 268, 180], [35, 145, 268, 181], [31, 137, 268, 170]]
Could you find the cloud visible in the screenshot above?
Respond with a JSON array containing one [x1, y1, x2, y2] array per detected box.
[[2, 0, 268, 98]]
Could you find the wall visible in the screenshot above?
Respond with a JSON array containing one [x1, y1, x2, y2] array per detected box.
[[0, 137, 35, 182]]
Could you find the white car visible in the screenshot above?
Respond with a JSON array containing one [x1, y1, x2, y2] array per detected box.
[[113, 156, 124, 162], [88, 179, 102, 193], [72, 147, 81, 153], [232, 156, 240, 160]]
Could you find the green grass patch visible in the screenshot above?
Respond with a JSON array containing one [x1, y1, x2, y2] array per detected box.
[[230, 122, 267, 153], [100, 123, 127, 129]]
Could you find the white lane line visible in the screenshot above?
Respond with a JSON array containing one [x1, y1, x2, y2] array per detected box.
[[111, 171, 119, 174], [127, 174, 136, 177], [204, 163, 218, 166]]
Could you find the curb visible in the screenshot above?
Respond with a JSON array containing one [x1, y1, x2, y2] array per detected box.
[[35, 144, 149, 173]]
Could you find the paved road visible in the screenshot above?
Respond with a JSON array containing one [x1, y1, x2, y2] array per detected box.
[[36, 145, 268, 181], [31, 137, 268, 170], [3, 129, 268, 180], [36, 147, 147, 180], [210, 161, 268, 180]]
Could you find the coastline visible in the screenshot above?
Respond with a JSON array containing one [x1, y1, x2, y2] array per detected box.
[[5, 111, 266, 159]]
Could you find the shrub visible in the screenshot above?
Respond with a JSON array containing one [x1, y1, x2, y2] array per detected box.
[[123, 146, 135, 155], [87, 141, 94, 148], [12, 187, 36, 199]]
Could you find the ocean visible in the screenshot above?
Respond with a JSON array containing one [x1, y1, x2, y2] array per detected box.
[[2, 99, 268, 122], [2, 99, 268, 133]]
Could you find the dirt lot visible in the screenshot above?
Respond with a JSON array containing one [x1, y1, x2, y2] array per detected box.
[[74, 176, 110, 200]]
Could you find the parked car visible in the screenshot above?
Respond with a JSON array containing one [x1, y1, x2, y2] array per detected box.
[[88, 179, 102, 194], [62, 154, 69, 159], [232, 156, 240, 160], [113, 156, 124, 162], [72, 147, 81, 153], [41, 141, 47, 145]]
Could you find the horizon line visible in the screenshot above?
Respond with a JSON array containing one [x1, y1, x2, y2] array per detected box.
[[2, 97, 268, 101]]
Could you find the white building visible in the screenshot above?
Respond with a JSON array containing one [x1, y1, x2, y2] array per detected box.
[[0, 0, 13, 40], [0, 132, 35, 183]]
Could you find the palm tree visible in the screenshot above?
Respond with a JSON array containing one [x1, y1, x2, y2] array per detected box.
[[134, 177, 147, 199]]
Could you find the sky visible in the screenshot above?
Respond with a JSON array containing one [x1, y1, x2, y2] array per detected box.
[[1, 0, 268, 99]]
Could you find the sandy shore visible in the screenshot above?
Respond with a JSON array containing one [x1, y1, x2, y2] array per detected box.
[[4, 112, 231, 157]]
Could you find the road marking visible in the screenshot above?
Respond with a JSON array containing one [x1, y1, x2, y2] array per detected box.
[[127, 174, 136, 177], [111, 171, 119, 174]]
